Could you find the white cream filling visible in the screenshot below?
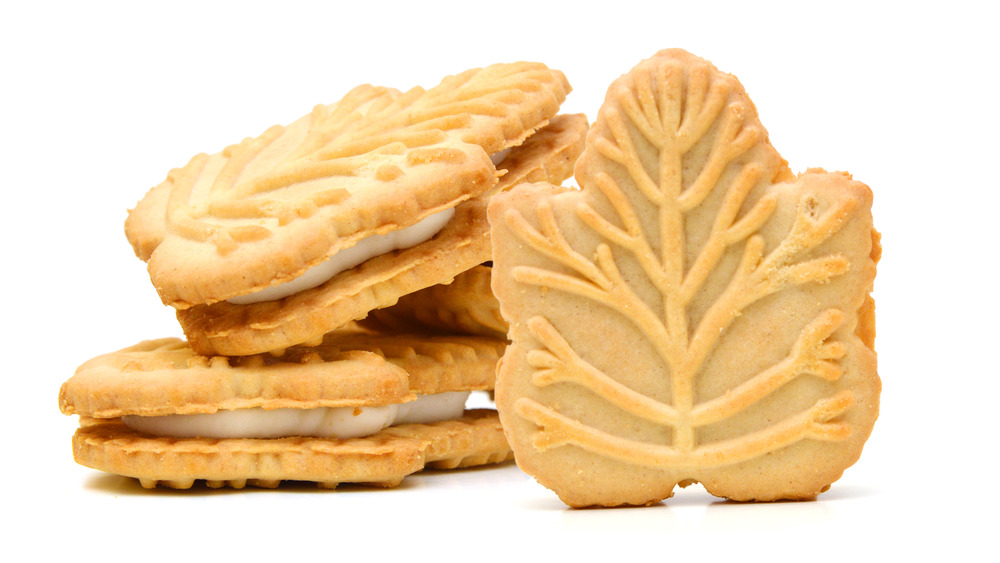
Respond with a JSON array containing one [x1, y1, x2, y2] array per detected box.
[[228, 207, 456, 305], [121, 391, 471, 439], [227, 149, 510, 305], [490, 148, 510, 166]]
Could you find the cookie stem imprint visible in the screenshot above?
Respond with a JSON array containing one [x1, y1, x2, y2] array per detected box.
[[490, 50, 879, 504]]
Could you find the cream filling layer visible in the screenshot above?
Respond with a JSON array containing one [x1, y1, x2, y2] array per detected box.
[[228, 207, 455, 305], [490, 148, 510, 166], [226, 149, 510, 305], [121, 391, 471, 439]]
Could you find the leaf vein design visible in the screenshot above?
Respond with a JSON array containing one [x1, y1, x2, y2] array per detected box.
[[507, 201, 680, 363], [163, 63, 570, 257], [514, 389, 855, 468], [505, 57, 863, 466], [526, 316, 681, 426], [678, 106, 759, 212], [596, 109, 664, 205]]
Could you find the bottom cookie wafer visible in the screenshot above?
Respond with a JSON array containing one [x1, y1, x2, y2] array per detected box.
[[72, 409, 510, 489]]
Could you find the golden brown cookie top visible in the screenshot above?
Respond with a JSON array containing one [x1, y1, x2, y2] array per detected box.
[[59, 331, 506, 419], [488, 49, 880, 507], [127, 62, 571, 309]]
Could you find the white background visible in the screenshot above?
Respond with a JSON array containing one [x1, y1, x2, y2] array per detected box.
[[4, 1, 996, 560]]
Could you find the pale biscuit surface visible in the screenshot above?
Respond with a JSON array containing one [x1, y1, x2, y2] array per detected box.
[[489, 50, 880, 507], [127, 63, 571, 309], [176, 113, 587, 356]]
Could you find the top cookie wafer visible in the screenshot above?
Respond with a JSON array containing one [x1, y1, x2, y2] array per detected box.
[[59, 331, 506, 419], [126, 63, 570, 309]]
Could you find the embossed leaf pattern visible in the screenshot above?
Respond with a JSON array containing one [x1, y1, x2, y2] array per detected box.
[[165, 63, 568, 252], [161, 85, 407, 254], [490, 50, 878, 505]]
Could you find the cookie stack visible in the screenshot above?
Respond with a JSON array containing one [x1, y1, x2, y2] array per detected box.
[[58, 62, 588, 489], [61, 50, 881, 506]]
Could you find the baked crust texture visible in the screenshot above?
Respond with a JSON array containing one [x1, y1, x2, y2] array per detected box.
[[71, 410, 511, 489], [488, 49, 880, 507]]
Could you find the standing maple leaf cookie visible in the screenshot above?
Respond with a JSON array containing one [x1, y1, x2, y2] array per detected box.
[[488, 49, 880, 507]]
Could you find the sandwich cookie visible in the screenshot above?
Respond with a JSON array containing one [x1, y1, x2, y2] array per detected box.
[[126, 63, 585, 356], [59, 331, 510, 489], [488, 49, 880, 507]]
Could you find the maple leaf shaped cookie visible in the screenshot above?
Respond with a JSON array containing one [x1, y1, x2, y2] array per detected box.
[[488, 49, 880, 507]]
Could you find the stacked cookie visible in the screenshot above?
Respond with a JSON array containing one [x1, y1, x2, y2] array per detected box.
[[61, 50, 881, 506], [59, 62, 588, 489]]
